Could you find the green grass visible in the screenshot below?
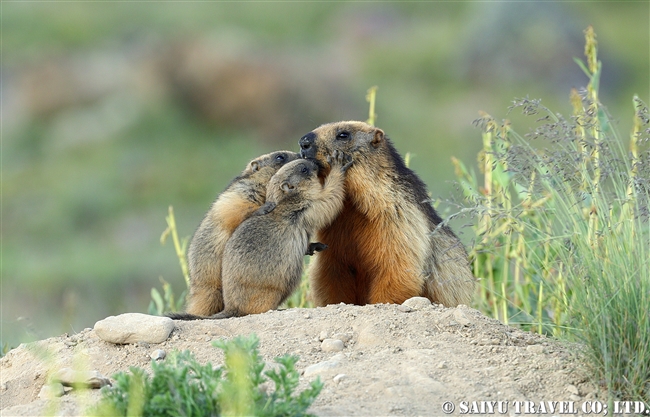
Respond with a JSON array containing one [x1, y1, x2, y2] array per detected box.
[[454, 27, 649, 401], [93, 335, 323, 417]]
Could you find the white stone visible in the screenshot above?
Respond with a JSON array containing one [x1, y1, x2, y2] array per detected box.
[[526, 344, 546, 354], [397, 305, 412, 313], [150, 349, 166, 361], [401, 297, 432, 310], [321, 338, 344, 352], [304, 354, 345, 377], [332, 333, 352, 343], [333, 374, 347, 383], [453, 309, 473, 326], [94, 313, 174, 344]]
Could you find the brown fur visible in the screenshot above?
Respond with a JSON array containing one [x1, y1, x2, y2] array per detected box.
[[183, 151, 300, 317], [299, 121, 476, 307], [213, 152, 351, 319]]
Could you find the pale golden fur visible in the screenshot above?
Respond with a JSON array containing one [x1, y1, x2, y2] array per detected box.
[[184, 151, 300, 316], [214, 152, 351, 318]]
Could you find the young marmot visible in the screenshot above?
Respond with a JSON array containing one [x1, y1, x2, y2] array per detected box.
[[182, 151, 300, 317], [211, 151, 352, 319], [299, 121, 476, 307]]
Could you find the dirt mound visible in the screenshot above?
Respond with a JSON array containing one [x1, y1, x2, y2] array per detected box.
[[0, 301, 604, 416]]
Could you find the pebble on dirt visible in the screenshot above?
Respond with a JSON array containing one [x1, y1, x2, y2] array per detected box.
[[150, 349, 166, 361], [321, 338, 344, 352], [401, 296, 432, 310], [303, 353, 346, 377], [94, 313, 175, 344]]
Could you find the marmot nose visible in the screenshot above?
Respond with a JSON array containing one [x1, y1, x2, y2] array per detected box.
[[299, 132, 316, 150]]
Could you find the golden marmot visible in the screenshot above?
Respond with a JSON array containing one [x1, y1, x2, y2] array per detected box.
[[212, 151, 352, 318], [183, 151, 300, 317], [298, 121, 476, 307]]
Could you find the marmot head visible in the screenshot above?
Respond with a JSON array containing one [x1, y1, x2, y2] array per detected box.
[[298, 121, 384, 171], [245, 150, 300, 175], [266, 159, 320, 203]]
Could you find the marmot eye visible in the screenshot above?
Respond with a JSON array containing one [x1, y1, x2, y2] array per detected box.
[[275, 154, 286, 162], [301, 166, 309, 174], [336, 131, 350, 140]]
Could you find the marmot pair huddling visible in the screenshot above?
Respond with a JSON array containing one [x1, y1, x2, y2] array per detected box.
[[171, 121, 476, 320]]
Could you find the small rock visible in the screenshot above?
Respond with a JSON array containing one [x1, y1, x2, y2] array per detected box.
[[150, 349, 166, 361], [303, 354, 344, 377], [304, 313, 311, 319], [321, 339, 344, 352], [569, 394, 581, 401], [333, 374, 347, 383], [304, 361, 337, 377], [38, 382, 65, 399], [437, 361, 448, 369], [566, 384, 580, 395], [94, 313, 174, 344], [332, 333, 352, 343], [526, 345, 546, 354], [402, 297, 431, 310], [52, 368, 111, 389], [397, 305, 412, 313], [453, 310, 473, 326], [319, 330, 329, 341], [1, 382, 7, 391]]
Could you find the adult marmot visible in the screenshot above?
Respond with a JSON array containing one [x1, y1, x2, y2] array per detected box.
[[213, 151, 352, 318], [183, 150, 300, 317], [299, 121, 476, 307]]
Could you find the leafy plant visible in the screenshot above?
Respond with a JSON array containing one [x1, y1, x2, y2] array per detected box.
[[93, 335, 323, 417], [150, 205, 190, 315], [148, 276, 186, 316], [160, 205, 191, 288], [454, 26, 650, 401]]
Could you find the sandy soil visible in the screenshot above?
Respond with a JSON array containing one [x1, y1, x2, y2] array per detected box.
[[1, 300, 606, 416]]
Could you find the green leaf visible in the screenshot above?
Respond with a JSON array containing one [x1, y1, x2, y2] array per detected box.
[[150, 288, 164, 316], [573, 57, 591, 77]]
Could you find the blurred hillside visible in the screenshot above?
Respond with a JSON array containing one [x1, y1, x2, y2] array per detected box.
[[2, 2, 648, 349]]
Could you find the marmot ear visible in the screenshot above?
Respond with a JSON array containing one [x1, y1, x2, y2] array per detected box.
[[281, 182, 295, 193], [250, 161, 260, 172], [371, 128, 385, 147]]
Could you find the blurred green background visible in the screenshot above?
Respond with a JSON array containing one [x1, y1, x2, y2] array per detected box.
[[2, 2, 648, 349]]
